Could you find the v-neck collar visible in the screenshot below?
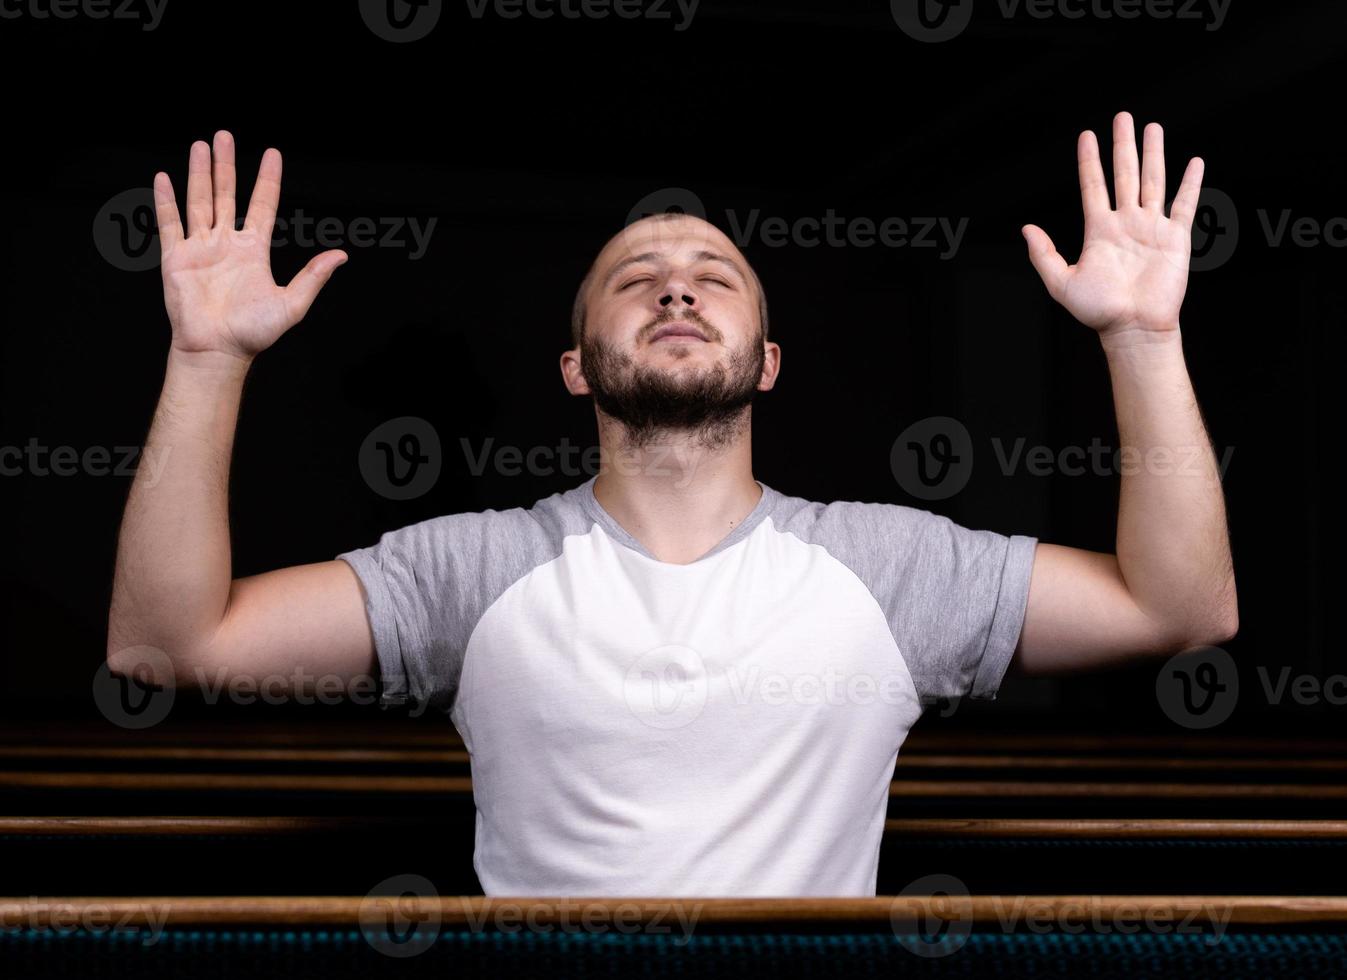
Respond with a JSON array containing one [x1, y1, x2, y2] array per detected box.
[[579, 475, 775, 567]]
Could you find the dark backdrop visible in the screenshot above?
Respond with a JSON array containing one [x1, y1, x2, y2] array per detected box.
[[0, 0, 1338, 733]]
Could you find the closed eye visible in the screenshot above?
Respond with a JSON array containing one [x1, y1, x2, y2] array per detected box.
[[619, 274, 732, 290]]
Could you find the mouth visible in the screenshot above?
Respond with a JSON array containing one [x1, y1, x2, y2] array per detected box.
[[649, 322, 708, 343]]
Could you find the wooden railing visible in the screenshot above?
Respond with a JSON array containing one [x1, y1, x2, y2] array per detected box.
[[4, 895, 1347, 929]]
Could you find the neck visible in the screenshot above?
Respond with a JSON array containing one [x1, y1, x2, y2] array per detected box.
[[591, 409, 762, 564]]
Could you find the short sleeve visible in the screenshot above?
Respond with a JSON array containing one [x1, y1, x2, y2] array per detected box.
[[813, 501, 1038, 703], [336, 511, 500, 714]]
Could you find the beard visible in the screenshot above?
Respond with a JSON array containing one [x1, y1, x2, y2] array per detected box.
[[581, 311, 765, 453]]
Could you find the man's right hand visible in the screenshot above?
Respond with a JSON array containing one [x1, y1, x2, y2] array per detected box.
[[154, 130, 347, 362]]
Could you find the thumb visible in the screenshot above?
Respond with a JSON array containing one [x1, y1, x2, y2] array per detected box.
[[1021, 224, 1069, 301], [284, 249, 348, 323]]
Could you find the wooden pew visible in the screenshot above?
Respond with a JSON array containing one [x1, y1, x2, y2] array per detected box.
[[3, 817, 1346, 896], [7, 716, 1347, 820]]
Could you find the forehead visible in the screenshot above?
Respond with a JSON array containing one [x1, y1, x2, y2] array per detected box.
[[593, 215, 745, 275]]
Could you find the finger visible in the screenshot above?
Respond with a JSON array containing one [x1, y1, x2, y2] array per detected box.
[[1140, 122, 1165, 211], [152, 170, 183, 251], [243, 147, 282, 243], [1077, 130, 1109, 227], [282, 249, 348, 323], [1169, 156, 1206, 230], [1021, 224, 1070, 301], [1112, 111, 1140, 209], [212, 130, 237, 232], [185, 140, 213, 237]]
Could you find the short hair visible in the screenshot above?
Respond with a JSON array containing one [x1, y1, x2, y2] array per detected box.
[[570, 213, 769, 348]]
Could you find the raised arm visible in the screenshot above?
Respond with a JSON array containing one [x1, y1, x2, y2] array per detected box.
[[106, 131, 372, 697], [1012, 111, 1238, 675]]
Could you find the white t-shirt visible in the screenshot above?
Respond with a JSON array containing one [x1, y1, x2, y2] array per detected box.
[[337, 475, 1037, 896]]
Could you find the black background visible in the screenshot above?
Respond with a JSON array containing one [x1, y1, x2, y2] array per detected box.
[[0, 0, 1338, 731]]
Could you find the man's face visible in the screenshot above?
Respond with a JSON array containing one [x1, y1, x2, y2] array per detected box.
[[570, 215, 774, 451]]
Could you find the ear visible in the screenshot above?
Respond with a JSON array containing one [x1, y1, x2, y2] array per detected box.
[[560, 347, 591, 395], [756, 340, 782, 392]]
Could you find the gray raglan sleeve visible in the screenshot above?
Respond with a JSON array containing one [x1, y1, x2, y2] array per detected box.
[[818, 501, 1038, 702], [336, 511, 504, 714]]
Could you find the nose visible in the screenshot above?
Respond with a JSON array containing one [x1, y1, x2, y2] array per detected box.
[[656, 273, 699, 316]]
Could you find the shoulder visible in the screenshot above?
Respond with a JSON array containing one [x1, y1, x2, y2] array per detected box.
[[340, 479, 600, 588], [759, 484, 1024, 598], [761, 484, 958, 551]]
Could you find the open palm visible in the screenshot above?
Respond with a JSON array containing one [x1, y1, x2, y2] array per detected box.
[[154, 131, 346, 361], [1022, 112, 1204, 342]]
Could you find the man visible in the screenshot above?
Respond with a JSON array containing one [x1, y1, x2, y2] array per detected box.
[[107, 112, 1237, 896]]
